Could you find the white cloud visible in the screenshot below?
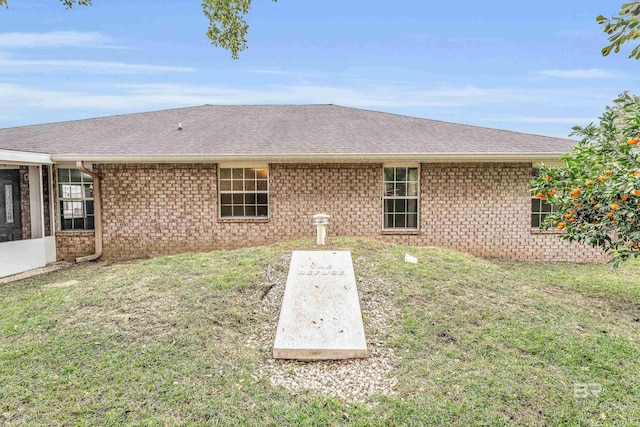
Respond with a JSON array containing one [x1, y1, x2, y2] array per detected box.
[[246, 68, 328, 79], [0, 82, 530, 118], [0, 31, 116, 49], [488, 116, 596, 125], [247, 69, 295, 76], [119, 83, 527, 108], [518, 117, 595, 124], [0, 57, 194, 74], [537, 68, 622, 79]]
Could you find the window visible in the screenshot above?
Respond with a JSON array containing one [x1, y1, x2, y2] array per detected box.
[[383, 166, 419, 229], [531, 168, 557, 229], [219, 167, 269, 218], [58, 168, 94, 230]]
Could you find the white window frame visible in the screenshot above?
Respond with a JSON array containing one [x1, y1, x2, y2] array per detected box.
[[217, 164, 269, 219], [56, 167, 95, 231], [382, 164, 420, 230]]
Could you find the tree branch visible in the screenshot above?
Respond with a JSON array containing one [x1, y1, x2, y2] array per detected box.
[[597, 2, 640, 59]]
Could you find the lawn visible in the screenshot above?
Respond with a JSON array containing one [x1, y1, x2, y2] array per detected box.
[[1, 238, 639, 426]]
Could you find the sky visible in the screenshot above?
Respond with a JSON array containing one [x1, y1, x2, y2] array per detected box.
[[0, 0, 638, 138]]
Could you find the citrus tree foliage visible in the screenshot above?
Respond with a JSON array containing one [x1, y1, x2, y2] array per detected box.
[[532, 94, 640, 265], [598, 2, 640, 59], [0, 0, 277, 59]]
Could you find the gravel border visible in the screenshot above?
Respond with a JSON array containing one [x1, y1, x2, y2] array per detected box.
[[249, 253, 400, 402]]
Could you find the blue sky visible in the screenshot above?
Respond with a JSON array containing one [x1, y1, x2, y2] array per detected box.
[[0, 0, 638, 137]]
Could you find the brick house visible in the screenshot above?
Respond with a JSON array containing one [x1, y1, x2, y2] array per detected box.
[[0, 105, 606, 277]]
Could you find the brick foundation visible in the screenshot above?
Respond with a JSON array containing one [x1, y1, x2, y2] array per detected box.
[[56, 231, 95, 261], [54, 162, 607, 262]]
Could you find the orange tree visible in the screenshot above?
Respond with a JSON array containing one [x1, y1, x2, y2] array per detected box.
[[532, 93, 640, 265]]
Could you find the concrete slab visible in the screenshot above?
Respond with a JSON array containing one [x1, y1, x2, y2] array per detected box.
[[273, 251, 368, 360]]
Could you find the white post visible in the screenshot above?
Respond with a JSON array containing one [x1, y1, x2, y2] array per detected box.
[[312, 214, 330, 245]]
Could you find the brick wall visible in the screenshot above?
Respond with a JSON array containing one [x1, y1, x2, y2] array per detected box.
[[56, 231, 95, 261], [54, 162, 607, 262], [99, 163, 218, 259], [414, 163, 606, 262]]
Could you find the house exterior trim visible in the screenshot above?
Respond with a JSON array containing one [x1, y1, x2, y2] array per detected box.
[[0, 149, 53, 165], [50, 152, 565, 164]]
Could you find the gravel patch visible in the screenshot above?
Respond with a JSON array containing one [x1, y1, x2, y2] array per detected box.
[[250, 253, 400, 402]]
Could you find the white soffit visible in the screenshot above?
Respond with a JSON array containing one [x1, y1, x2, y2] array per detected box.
[[50, 153, 563, 164], [0, 149, 52, 165]]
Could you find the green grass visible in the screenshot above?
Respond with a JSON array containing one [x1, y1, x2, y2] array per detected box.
[[1, 237, 639, 426]]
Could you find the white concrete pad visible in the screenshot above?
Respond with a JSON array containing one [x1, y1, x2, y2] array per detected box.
[[273, 251, 368, 360]]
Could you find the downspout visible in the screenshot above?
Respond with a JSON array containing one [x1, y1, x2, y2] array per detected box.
[[74, 161, 103, 263]]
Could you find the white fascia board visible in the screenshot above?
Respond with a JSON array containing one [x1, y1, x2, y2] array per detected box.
[[0, 149, 53, 165], [51, 152, 565, 164]]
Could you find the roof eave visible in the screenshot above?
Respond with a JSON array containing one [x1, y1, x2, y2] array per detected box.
[[50, 152, 566, 164], [0, 149, 53, 165]]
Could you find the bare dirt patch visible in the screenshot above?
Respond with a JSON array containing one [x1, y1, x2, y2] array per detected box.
[[0, 262, 72, 285], [44, 279, 79, 289], [58, 275, 182, 342]]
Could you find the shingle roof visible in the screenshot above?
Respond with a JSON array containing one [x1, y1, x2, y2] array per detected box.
[[0, 104, 575, 159]]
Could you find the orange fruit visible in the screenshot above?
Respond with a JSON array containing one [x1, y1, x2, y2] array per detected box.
[[585, 180, 593, 186], [628, 138, 639, 145], [545, 175, 551, 182], [591, 221, 597, 224], [549, 189, 557, 195], [611, 204, 621, 211], [570, 188, 581, 197], [631, 190, 640, 197], [607, 212, 615, 218], [568, 218, 577, 223], [621, 195, 629, 201], [579, 225, 584, 230], [605, 170, 613, 175], [590, 197, 595, 203], [569, 209, 577, 214], [564, 214, 572, 219], [557, 222, 565, 229], [633, 171, 639, 177], [594, 204, 600, 209], [598, 176, 607, 182]]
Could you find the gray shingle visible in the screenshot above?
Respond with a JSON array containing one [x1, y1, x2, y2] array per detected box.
[[0, 104, 575, 157]]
